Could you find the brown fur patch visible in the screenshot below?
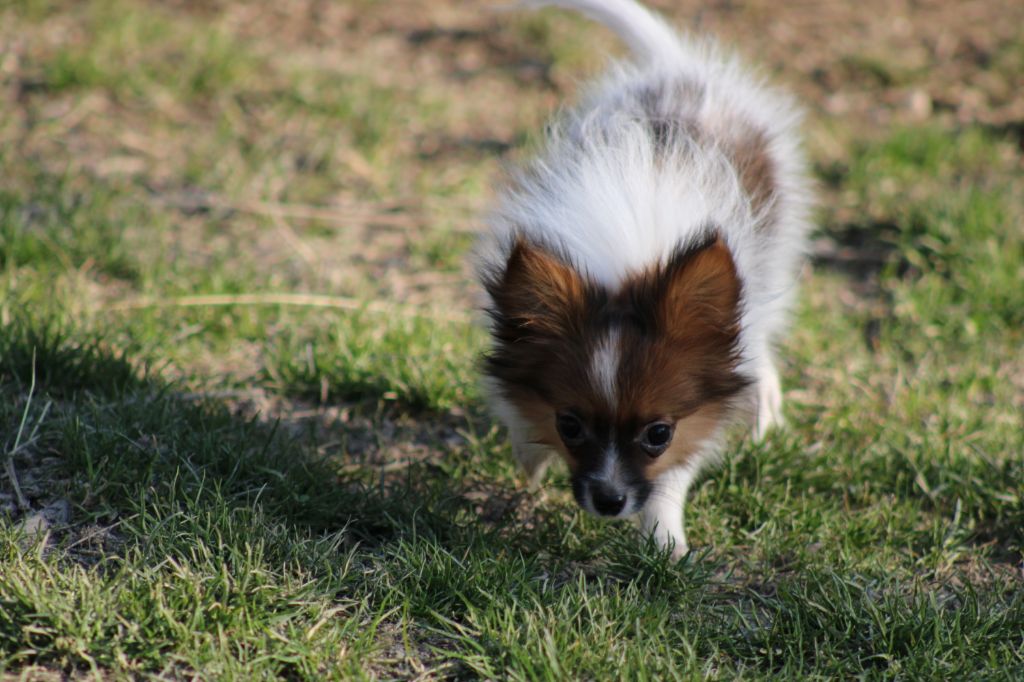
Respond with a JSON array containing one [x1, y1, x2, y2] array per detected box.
[[482, 237, 608, 401], [486, 237, 590, 339], [485, 233, 749, 485], [508, 390, 573, 465], [729, 127, 777, 217], [628, 77, 776, 218], [632, 78, 706, 151], [645, 403, 726, 479]]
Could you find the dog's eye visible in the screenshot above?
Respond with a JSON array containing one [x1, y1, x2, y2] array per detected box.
[[556, 413, 585, 445], [640, 422, 674, 456]]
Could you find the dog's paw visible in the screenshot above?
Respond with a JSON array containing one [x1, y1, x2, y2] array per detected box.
[[640, 512, 688, 561], [669, 541, 690, 562]]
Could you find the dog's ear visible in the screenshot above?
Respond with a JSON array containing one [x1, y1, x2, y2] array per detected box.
[[658, 236, 741, 341], [623, 234, 741, 344], [620, 234, 747, 403], [484, 237, 589, 342]]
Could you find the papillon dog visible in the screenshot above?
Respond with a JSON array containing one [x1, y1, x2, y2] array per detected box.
[[476, 0, 812, 558]]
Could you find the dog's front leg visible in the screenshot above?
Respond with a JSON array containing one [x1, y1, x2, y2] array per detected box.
[[639, 466, 696, 560], [753, 358, 785, 440]]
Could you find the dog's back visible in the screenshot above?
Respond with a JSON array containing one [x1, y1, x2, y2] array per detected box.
[[484, 0, 812, 338]]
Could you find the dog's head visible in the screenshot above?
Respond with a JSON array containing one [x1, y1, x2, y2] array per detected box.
[[482, 232, 750, 517]]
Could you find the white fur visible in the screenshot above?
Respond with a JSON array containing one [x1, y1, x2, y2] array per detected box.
[[589, 328, 621, 408], [753, 357, 785, 439], [478, 0, 813, 555], [639, 465, 697, 559], [518, 0, 684, 66]]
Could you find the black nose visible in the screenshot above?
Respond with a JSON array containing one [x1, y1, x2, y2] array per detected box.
[[590, 484, 626, 516]]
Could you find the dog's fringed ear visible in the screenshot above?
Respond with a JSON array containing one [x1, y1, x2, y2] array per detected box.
[[655, 235, 742, 344], [484, 237, 588, 342]]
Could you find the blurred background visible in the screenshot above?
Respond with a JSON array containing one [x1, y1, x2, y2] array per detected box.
[[3, 0, 1021, 320]]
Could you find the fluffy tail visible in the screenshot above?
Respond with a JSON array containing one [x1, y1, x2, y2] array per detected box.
[[519, 0, 683, 65]]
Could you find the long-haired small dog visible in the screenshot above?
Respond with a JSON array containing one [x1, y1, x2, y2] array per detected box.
[[476, 0, 812, 558]]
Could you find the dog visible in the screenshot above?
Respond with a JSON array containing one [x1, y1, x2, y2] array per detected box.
[[476, 0, 812, 558]]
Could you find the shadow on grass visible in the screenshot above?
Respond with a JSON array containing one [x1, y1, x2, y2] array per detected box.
[[405, 25, 556, 89], [982, 118, 1024, 152], [4, 314, 1021, 558], [0, 315, 652, 566], [810, 219, 906, 289], [3, 316, 1022, 677]]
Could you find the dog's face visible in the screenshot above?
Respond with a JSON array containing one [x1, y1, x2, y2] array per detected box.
[[483, 232, 750, 517]]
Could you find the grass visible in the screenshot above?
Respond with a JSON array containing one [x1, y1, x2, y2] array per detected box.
[[2, 0, 1023, 678]]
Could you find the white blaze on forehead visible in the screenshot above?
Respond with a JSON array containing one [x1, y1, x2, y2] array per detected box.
[[589, 327, 621, 409]]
